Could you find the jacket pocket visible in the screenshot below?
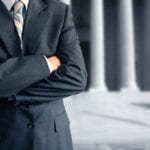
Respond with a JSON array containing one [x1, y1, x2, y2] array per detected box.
[[54, 112, 70, 132]]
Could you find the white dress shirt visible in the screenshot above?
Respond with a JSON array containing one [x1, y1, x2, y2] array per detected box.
[[1, 0, 29, 11], [1, 0, 52, 74]]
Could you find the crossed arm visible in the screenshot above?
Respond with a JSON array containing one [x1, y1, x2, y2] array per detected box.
[[0, 6, 87, 102]]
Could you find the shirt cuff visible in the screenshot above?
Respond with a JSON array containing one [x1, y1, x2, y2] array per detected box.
[[43, 55, 52, 74]]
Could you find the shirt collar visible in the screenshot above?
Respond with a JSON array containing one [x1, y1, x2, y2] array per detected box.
[[1, 0, 29, 11]]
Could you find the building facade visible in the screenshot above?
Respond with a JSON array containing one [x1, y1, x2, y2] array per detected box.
[[60, 0, 150, 91]]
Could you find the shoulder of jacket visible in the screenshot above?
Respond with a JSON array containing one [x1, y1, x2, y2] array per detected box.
[[45, 0, 69, 22], [46, 0, 68, 8]]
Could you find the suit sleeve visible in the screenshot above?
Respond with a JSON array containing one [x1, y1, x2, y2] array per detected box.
[[13, 5, 88, 102], [0, 55, 50, 98]]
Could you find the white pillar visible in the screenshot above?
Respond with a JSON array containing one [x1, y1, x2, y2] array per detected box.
[[90, 0, 107, 91], [60, 0, 71, 5], [119, 0, 139, 91]]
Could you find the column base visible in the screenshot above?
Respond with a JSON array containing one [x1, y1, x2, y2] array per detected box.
[[89, 85, 108, 92], [120, 84, 140, 92]]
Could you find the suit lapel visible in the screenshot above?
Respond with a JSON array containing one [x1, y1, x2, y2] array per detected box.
[[0, 1, 22, 57], [22, 0, 52, 55]]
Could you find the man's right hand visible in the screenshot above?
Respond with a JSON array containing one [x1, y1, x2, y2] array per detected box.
[[48, 56, 61, 72]]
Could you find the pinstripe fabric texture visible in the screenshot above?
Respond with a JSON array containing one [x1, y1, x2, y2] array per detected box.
[[13, 1, 24, 50]]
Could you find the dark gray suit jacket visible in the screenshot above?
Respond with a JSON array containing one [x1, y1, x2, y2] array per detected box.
[[0, 0, 87, 149]]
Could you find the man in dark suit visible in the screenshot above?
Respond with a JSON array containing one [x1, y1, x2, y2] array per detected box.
[[0, 0, 87, 149]]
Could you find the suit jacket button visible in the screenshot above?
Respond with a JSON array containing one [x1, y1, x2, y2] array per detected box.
[[23, 101, 30, 108], [61, 70, 66, 75], [27, 123, 34, 129]]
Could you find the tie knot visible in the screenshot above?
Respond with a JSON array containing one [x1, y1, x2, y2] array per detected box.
[[14, 1, 24, 13]]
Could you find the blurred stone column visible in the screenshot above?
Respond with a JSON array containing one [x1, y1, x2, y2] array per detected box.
[[60, 0, 71, 5], [118, 0, 139, 91], [90, 0, 107, 90], [143, 0, 150, 89]]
